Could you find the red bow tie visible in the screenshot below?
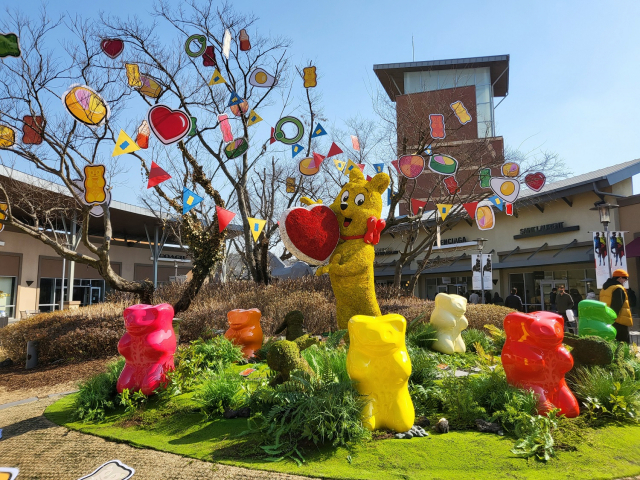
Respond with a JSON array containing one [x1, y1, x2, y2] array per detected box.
[[364, 216, 386, 245]]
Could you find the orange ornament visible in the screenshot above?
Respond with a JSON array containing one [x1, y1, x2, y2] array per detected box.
[[224, 308, 263, 358]]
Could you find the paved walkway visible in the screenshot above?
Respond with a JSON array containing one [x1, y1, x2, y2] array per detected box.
[[0, 396, 311, 480]]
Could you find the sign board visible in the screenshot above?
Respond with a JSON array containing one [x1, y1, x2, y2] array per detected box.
[[594, 231, 628, 288], [471, 254, 492, 291]]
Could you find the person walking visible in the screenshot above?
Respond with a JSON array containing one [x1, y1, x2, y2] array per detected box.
[[556, 285, 575, 329], [484, 291, 492, 304], [549, 287, 558, 312], [469, 291, 480, 304], [600, 269, 633, 343], [504, 288, 524, 312], [493, 292, 504, 305]]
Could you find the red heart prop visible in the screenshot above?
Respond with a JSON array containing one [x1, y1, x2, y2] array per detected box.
[[148, 105, 190, 145], [100, 38, 124, 59], [525, 172, 546, 192], [279, 205, 340, 265]]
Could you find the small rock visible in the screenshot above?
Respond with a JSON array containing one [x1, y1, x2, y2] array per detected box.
[[404, 432, 413, 439], [455, 370, 470, 377], [237, 407, 251, 418], [475, 419, 503, 435], [223, 409, 238, 419], [434, 418, 449, 434], [0, 358, 13, 369], [395, 433, 406, 439]]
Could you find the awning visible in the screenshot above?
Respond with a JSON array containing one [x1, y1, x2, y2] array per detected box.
[[626, 237, 640, 258]]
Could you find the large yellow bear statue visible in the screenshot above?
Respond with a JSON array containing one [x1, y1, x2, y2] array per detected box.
[[429, 293, 469, 354], [303, 168, 390, 331], [347, 313, 415, 432]]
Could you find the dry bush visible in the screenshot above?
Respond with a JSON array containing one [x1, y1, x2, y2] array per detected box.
[[465, 304, 515, 329]]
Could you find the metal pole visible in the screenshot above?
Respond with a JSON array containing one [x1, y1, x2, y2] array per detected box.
[[480, 251, 485, 304], [68, 214, 76, 303], [153, 225, 159, 288], [605, 222, 612, 278], [59, 257, 66, 311]]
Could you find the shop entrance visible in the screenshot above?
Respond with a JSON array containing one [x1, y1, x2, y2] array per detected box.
[[539, 280, 567, 311], [446, 283, 468, 296]]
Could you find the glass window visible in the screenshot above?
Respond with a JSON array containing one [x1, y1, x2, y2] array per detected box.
[[455, 70, 475, 87], [404, 72, 422, 94], [476, 84, 491, 104], [0, 276, 17, 318], [476, 67, 491, 85], [422, 71, 438, 91], [438, 70, 455, 89]]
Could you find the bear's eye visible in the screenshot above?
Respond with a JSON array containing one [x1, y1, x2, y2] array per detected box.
[[354, 193, 365, 206], [341, 190, 349, 203]]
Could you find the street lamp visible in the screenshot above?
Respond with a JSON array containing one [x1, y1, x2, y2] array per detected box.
[[474, 237, 488, 304], [590, 203, 619, 278]]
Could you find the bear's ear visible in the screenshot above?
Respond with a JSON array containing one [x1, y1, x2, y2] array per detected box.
[[369, 172, 390, 194], [348, 167, 365, 183], [389, 317, 406, 335]]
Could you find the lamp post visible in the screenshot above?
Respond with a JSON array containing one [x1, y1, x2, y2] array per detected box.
[[475, 238, 488, 304], [590, 203, 619, 278]]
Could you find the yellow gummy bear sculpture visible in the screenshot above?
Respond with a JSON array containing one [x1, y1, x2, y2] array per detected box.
[[83, 165, 107, 204], [303, 168, 390, 331], [429, 292, 469, 354], [347, 314, 415, 432]]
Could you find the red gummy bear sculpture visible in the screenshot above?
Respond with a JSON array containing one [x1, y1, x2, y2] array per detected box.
[[117, 303, 176, 396], [502, 311, 580, 418]]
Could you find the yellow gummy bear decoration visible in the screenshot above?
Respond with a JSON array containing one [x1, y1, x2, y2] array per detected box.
[[83, 165, 107, 204], [347, 313, 415, 432], [313, 168, 390, 330], [429, 293, 469, 354]]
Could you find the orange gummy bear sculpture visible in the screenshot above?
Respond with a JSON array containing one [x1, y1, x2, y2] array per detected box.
[[83, 165, 107, 204], [224, 308, 263, 358]]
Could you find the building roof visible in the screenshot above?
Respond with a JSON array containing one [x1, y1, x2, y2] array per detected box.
[[374, 54, 510, 101]]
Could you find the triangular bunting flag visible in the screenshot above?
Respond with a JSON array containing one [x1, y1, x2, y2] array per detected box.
[[215, 206, 236, 232], [147, 161, 171, 188], [373, 163, 384, 174], [391, 160, 400, 174], [411, 199, 427, 215], [386, 188, 392, 206], [366, 175, 372, 181], [488, 195, 504, 211], [292, 144, 304, 158], [248, 217, 266, 241], [246, 110, 262, 126], [112, 130, 140, 157], [208, 68, 226, 85], [326, 142, 343, 158], [357, 163, 365, 172], [309, 152, 326, 169], [436, 204, 453, 221], [505, 202, 514, 216], [351, 135, 360, 151], [463, 202, 479, 219], [228, 91, 243, 107], [183, 188, 203, 214], [334, 159, 345, 171], [344, 159, 360, 175], [311, 123, 327, 138], [269, 127, 276, 145]]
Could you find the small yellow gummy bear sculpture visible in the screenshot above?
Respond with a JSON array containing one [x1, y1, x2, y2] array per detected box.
[[347, 314, 414, 432], [83, 165, 107, 204], [304, 168, 390, 331], [429, 293, 469, 354]]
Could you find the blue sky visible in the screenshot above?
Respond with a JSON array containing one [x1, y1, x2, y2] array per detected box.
[[6, 0, 640, 202]]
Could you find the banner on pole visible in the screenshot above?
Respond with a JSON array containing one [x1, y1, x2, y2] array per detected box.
[[608, 230, 627, 274], [593, 231, 627, 288], [471, 254, 492, 291]]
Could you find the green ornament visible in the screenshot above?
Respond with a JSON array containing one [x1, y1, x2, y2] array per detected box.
[[578, 299, 617, 341]]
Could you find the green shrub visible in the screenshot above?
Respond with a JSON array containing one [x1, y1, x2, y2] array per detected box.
[[73, 357, 125, 422], [197, 370, 243, 416], [461, 328, 492, 353], [408, 347, 438, 386], [406, 322, 438, 350], [118, 388, 148, 415], [511, 410, 560, 461]]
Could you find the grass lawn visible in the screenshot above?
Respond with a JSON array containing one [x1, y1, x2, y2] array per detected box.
[[45, 391, 640, 480]]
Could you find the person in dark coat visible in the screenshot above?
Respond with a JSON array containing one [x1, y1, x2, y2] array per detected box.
[[569, 288, 583, 315], [504, 288, 524, 312], [549, 288, 557, 312], [600, 270, 633, 343], [485, 291, 492, 304], [493, 292, 504, 305]]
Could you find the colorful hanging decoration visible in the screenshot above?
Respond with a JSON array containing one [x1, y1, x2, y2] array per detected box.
[[22, 115, 44, 145], [112, 130, 140, 156], [77, 460, 133, 480], [303, 66, 317, 88], [269, 127, 276, 144], [138, 74, 163, 98], [310, 123, 327, 138], [222, 29, 231, 59], [147, 105, 190, 145], [147, 161, 171, 188], [202, 45, 216, 66], [292, 144, 304, 158], [286, 177, 296, 193], [125, 63, 142, 88], [351, 135, 360, 151], [479, 167, 492, 188], [228, 91, 243, 107], [136, 120, 150, 149], [344, 159, 362, 175], [246, 109, 262, 126], [490, 177, 520, 203], [63, 85, 110, 127], [475, 202, 495, 231], [188, 116, 198, 136], [0, 125, 15, 148], [99, 38, 123, 59], [274, 116, 304, 145], [208, 69, 226, 85], [0, 202, 8, 233], [279, 204, 340, 265], [0, 33, 20, 58], [390, 159, 400, 174], [216, 206, 236, 232], [249, 68, 276, 88], [183, 188, 203, 214], [217, 114, 233, 142], [299, 157, 319, 176], [185, 34, 207, 57], [248, 217, 266, 241], [334, 159, 345, 171], [224, 138, 249, 159], [443, 176, 460, 195], [366, 175, 372, 181], [397, 154, 425, 179], [428, 154, 458, 175], [309, 152, 326, 168], [436, 204, 453, 221], [502, 162, 520, 177], [488, 195, 505, 211], [326, 142, 343, 158], [463, 202, 478, 219], [239, 29, 251, 51], [373, 163, 384, 174], [450, 101, 471, 125], [429, 114, 445, 139], [525, 172, 546, 192], [230, 99, 249, 117], [411, 198, 427, 215], [83, 165, 107, 205], [506, 203, 514, 216]]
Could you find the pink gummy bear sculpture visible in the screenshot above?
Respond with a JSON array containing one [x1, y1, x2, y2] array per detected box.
[[502, 310, 580, 418], [117, 303, 176, 396]]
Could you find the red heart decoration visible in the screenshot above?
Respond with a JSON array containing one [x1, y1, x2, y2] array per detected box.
[[148, 105, 190, 145], [100, 38, 125, 59], [279, 205, 340, 265], [525, 172, 546, 192]]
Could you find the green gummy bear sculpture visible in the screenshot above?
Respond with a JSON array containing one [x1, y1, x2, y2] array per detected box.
[[578, 299, 617, 341], [266, 334, 318, 385], [274, 310, 305, 341]]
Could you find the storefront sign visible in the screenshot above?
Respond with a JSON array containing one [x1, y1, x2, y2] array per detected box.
[[375, 248, 399, 256], [514, 222, 579, 239], [435, 236, 468, 246]]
